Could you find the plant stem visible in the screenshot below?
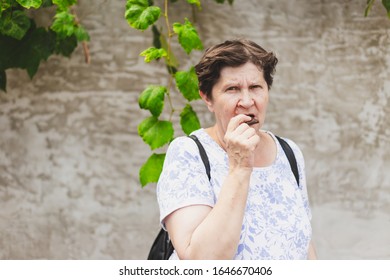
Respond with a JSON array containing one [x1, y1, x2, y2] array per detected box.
[[163, 0, 175, 121]]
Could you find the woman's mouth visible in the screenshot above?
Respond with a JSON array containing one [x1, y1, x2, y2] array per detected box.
[[245, 114, 259, 126]]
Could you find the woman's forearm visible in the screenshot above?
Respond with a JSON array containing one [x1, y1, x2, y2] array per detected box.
[[182, 168, 252, 259]]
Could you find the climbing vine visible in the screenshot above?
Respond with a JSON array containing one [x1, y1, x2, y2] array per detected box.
[[0, 0, 90, 92], [125, 0, 233, 187]]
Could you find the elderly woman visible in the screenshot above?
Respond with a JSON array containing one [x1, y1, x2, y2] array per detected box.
[[157, 39, 317, 260]]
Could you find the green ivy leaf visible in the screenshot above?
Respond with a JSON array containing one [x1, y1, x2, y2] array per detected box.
[[173, 18, 203, 54], [151, 24, 161, 48], [0, 70, 6, 92], [125, 0, 161, 30], [175, 66, 200, 101], [180, 104, 201, 135], [54, 32, 77, 56], [22, 27, 56, 77], [0, 31, 20, 70], [74, 25, 89, 41], [52, 0, 77, 11], [186, 0, 201, 8], [0, 10, 31, 40], [139, 153, 166, 187], [0, 24, 55, 78], [140, 47, 167, 62], [51, 10, 76, 39], [0, 1, 12, 14], [138, 116, 174, 150], [383, 0, 390, 18], [16, 0, 42, 9], [138, 85, 166, 117]]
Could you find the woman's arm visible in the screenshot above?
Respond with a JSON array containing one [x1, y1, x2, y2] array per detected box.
[[165, 167, 252, 260]]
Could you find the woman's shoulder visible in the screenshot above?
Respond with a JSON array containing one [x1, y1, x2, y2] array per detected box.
[[166, 129, 205, 154]]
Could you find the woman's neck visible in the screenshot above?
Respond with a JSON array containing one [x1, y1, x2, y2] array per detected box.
[[204, 125, 227, 150]]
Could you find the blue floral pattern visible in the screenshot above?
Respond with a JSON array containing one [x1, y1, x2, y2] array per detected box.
[[157, 129, 312, 260]]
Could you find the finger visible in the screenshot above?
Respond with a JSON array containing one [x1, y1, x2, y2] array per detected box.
[[225, 127, 258, 151], [241, 126, 257, 139], [236, 128, 259, 147], [247, 133, 260, 148], [226, 114, 252, 133], [232, 122, 252, 136]]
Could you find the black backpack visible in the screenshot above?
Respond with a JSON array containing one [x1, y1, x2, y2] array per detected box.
[[147, 134, 299, 260]]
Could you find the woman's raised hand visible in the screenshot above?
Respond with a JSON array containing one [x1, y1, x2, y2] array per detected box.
[[224, 114, 260, 170]]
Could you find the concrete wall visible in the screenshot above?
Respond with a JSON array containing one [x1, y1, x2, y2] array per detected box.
[[0, 0, 389, 259]]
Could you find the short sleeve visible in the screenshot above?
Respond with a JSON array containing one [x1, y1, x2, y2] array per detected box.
[[157, 136, 215, 228]]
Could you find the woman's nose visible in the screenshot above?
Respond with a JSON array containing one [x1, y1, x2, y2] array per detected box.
[[238, 90, 254, 108]]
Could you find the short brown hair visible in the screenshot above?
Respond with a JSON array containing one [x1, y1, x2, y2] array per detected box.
[[195, 39, 278, 99]]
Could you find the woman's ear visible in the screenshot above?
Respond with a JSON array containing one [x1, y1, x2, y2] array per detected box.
[[199, 91, 214, 112]]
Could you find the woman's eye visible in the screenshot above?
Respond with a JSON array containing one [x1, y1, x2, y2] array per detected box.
[[226, 86, 239, 92], [250, 85, 262, 90]]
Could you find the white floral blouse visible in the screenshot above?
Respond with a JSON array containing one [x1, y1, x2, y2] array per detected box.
[[157, 128, 312, 260]]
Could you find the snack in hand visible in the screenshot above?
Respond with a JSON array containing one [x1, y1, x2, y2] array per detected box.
[[245, 114, 259, 126]]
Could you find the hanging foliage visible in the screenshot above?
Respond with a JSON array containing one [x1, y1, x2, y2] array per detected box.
[[0, 0, 90, 92]]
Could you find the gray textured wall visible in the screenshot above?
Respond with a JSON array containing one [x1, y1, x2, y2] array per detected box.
[[0, 0, 389, 259]]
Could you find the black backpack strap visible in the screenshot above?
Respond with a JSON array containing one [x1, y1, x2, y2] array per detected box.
[[275, 135, 300, 187], [188, 134, 211, 181]]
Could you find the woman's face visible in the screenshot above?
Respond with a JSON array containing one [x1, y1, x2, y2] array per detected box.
[[202, 62, 269, 135]]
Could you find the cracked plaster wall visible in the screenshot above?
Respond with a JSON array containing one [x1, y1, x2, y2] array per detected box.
[[1, 0, 389, 259]]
